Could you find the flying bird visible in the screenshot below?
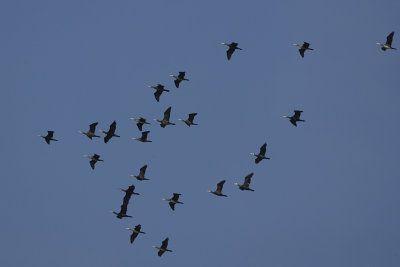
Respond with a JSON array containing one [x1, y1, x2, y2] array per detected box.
[[250, 143, 270, 164], [38, 131, 58, 144], [153, 238, 172, 257], [126, 224, 146, 244], [377, 32, 396, 51], [154, 107, 175, 128], [132, 131, 152, 142], [84, 154, 103, 170], [283, 110, 305, 127], [79, 122, 100, 139], [100, 121, 120, 143], [234, 173, 255, 192], [208, 180, 228, 197], [130, 117, 150, 131], [293, 42, 313, 58], [162, 193, 184, 211], [178, 113, 198, 126], [221, 42, 242, 60], [148, 84, 169, 102], [130, 165, 150, 181], [111, 203, 132, 219], [170, 72, 189, 88]]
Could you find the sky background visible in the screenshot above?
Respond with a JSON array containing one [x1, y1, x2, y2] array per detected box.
[[1, 0, 400, 266]]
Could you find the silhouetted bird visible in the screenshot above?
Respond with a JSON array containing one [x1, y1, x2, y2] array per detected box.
[[38, 131, 58, 144], [79, 122, 100, 139], [163, 193, 184, 211], [130, 117, 150, 131], [126, 224, 146, 244], [234, 173, 255, 192], [208, 180, 228, 197], [84, 154, 103, 170], [283, 110, 305, 127], [170, 72, 189, 88], [178, 113, 198, 126], [154, 107, 175, 128], [132, 131, 152, 142], [250, 143, 270, 164], [148, 84, 169, 102], [130, 165, 150, 181], [377, 32, 396, 51], [293, 42, 313, 58], [221, 42, 242, 60], [100, 121, 120, 143], [153, 238, 172, 257]]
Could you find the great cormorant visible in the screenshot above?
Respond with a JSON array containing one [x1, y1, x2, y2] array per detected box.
[[293, 42, 313, 58], [126, 224, 146, 244], [130, 117, 150, 131], [100, 121, 120, 143], [153, 238, 172, 257], [38, 131, 58, 144], [148, 84, 169, 102], [132, 131, 152, 142], [83, 154, 103, 170], [283, 110, 305, 127], [154, 107, 175, 128], [234, 173, 255, 192], [162, 193, 184, 211], [250, 143, 270, 164], [170, 72, 189, 88], [79, 122, 100, 139], [130, 165, 150, 181], [208, 180, 228, 197], [178, 113, 198, 126], [221, 42, 242, 60], [377, 32, 396, 51]]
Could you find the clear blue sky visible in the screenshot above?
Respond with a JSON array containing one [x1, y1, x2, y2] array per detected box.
[[1, 0, 400, 266]]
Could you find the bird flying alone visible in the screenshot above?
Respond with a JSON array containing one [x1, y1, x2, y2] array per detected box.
[[38, 131, 58, 144], [100, 121, 120, 143], [283, 110, 305, 127], [126, 224, 146, 244], [163, 193, 184, 211], [208, 180, 228, 197], [221, 42, 242, 60], [132, 131, 152, 142], [130, 165, 150, 181], [84, 154, 103, 170], [293, 42, 313, 58], [170, 72, 189, 88], [148, 84, 169, 102], [153, 238, 172, 257], [377, 32, 396, 51], [250, 142, 270, 164], [234, 173, 255, 192], [130, 117, 150, 131], [79, 122, 100, 139], [178, 113, 198, 126]]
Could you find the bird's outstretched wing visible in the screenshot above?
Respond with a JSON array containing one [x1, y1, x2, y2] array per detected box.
[[217, 180, 225, 192], [255, 157, 262, 164], [154, 91, 161, 102], [244, 173, 253, 186], [299, 48, 305, 58], [172, 193, 181, 202], [90, 160, 96, 170], [259, 143, 267, 156], [140, 165, 147, 176], [386, 32, 395, 46], [161, 238, 169, 249], [142, 131, 149, 140], [169, 202, 176, 211], [188, 113, 197, 122], [174, 79, 181, 88], [47, 131, 54, 138], [130, 232, 138, 243], [226, 47, 235, 60], [137, 122, 143, 131], [303, 42, 310, 49], [163, 107, 172, 121], [178, 72, 185, 79], [89, 122, 98, 133], [294, 110, 303, 119]]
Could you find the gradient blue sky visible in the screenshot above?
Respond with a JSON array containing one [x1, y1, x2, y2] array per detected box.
[[1, 1, 400, 266]]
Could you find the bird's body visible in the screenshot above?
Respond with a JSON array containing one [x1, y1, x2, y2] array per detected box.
[[153, 238, 172, 257], [208, 180, 228, 197], [178, 113, 198, 126], [163, 193, 184, 211], [234, 173, 255, 191], [38, 131, 58, 144], [377, 32, 396, 51], [148, 84, 169, 102], [283, 110, 305, 127], [131, 165, 150, 181], [100, 121, 120, 143], [84, 154, 103, 170], [222, 42, 242, 60], [293, 42, 313, 58], [126, 224, 146, 244], [130, 117, 150, 131], [170, 72, 189, 88], [79, 122, 100, 139], [250, 143, 270, 164], [132, 131, 152, 142], [154, 107, 175, 128]]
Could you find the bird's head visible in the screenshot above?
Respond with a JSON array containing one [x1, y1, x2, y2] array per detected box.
[[162, 198, 168, 201], [376, 42, 383, 45], [207, 190, 212, 193], [250, 153, 255, 156], [234, 182, 240, 186], [178, 118, 183, 121], [283, 116, 289, 118]]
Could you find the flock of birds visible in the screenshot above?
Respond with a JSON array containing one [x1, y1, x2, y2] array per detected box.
[[38, 31, 396, 257]]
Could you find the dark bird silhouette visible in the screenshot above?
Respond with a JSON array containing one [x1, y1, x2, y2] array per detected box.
[[170, 72, 189, 88], [111, 185, 139, 219], [250, 143, 270, 164], [154, 107, 175, 128], [163, 193, 184, 211], [126, 224, 146, 244], [153, 238, 172, 257], [283, 110, 305, 127], [100, 121, 120, 143], [130, 165, 150, 181], [79, 122, 100, 139], [221, 42, 242, 60], [208, 180, 228, 197], [84, 154, 103, 170], [293, 42, 313, 58], [377, 32, 396, 51], [38, 131, 58, 144], [130, 117, 150, 131], [234, 173, 255, 192], [132, 131, 152, 142], [148, 84, 169, 102], [178, 113, 198, 126]]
